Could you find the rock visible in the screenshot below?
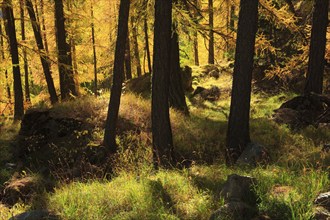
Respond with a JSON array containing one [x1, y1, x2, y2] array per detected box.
[[313, 206, 330, 220], [236, 142, 269, 167], [272, 108, 301, 127], [200, 65, 220, 77], [315, 192, 330, 211], [192, 86, 206, 96], [9, 210, 58, 220], [209, 69, 220, 79], [322, 144, 330, 152], [181, 65, 193, 92], [209, 201, 257, 220], [220, 174, 258, 207]]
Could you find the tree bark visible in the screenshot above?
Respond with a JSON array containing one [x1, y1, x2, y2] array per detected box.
[[226, 0, 258, 165], [169, 24, 189, 115], [91, 3, 98, 96], [143, 4, 152, 74], [152, 0, 174, 168], [193, 0, 199, 66], [131, 15, 142, 77], [54, 0, 78, 100], [39, 0, 49, 54], [103, 0, 130, 153], [124, 34, 132, 80], [0, 21, 11, 101], [304, 0, 329, 95], [26, 0, 58, 104], [208, 0, 214, 64], [3, 0, 24, 120], [20, 0, 30, 102]]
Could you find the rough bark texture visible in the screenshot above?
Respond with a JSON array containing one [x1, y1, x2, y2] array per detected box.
[[3, 0, 24, 120], [226, 0, 258, 165], [103, 0, 130, 153], [304, 0, 329, 95], [208, 0, 214, 64], [26, 0, 58, 104], [169, 26, 189, 115], [54, 0, 77, 100], [39, 0, 49, 54], [131, 15, 142, 77], [152, 0, 174, 167]]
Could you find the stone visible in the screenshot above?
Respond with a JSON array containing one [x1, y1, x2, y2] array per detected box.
[[209, 201, 257, 220], [220, 174, 258, 207], [209, 69, 220, 79], [9, 210, 58, 220], [315, 192, 330, 211], [313, 206, 330, 220], [236, 142, 269, 167]]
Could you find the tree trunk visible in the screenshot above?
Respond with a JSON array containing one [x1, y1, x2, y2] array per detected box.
[[131, 15, 142, 77], [3, 0, 24, 120], [0, 21, 11, 101], [124, 34, 132, 80], [208, 0, 214, 64], [169, 24, 189, 115], [193, 0, 199, 66], [143, 4, 152, 74], [226, 0, 258, 165], [152, 0, 174, 168], [54, 0, 77, 100], [20, 0, 30, 103], [304, 0, 329, 95], [91, 3, 98, 96], [39, 0, 49, 54], [103, 0, 130, 153], [26, 0, 58, 104]]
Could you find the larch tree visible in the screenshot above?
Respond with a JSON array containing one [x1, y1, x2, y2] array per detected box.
[[143, 0, 152, 74], [152, 0, 174, 167], [193, 0, 199, 66], [103, 0, 130, 153], [20, 0, 30, 102], [54, 0, 78, 100], [3, 0, 24, 120], [226, 0, 259, 165], [26, 0, 58, 104], [124, 34, 132, 80], [208, 0, 214, 64], [0, 21, 11, 101], [304, 0, 329, 95], [131, 14, 142, 77], [91, 2, 98, 96], [169, 17, 189, 115]]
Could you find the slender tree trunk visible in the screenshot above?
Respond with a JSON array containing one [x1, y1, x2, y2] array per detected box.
[[169, 23, 189, 115], [3, 0, 24, 120], [208, 0, 214, 64], [0, 21, 11, 101], [103, 0, 130, 153], [304, 0, 329, 95], [26, 0, 58, 104], [39, 0, 49, 54], [226, 0, 258, 165], [91, 3, 98, 96], [20, 0, 30, 102], [54, 0, 78, 100], [230, 5, 235, 30], [193, 0, 199, 66], [124, 34, 132, 80], [152, 0, 174, 168], [131, 15, 142, 77], [144, 11, 152, 74]]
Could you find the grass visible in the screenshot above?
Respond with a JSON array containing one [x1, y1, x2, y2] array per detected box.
[[0, 66, 329, 219]]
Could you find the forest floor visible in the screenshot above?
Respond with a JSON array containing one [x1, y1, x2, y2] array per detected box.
[[0, 66, 329, 220]]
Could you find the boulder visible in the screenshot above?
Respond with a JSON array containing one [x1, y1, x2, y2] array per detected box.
[[315, 192, 330, 211], [209, 201, 257, 220], [9, 210, 58, 220], [236, 142, 269, 167], [193, 86, 221, 101], [313, 206, 330, 220], [220, 174, 258, 207], [209, 69, 220, 79]]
